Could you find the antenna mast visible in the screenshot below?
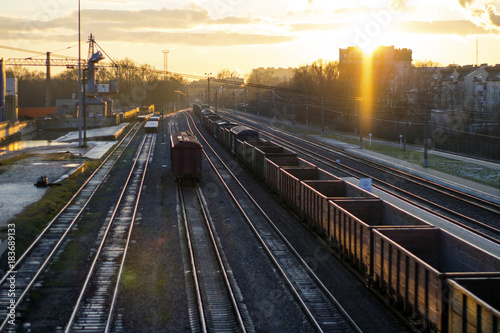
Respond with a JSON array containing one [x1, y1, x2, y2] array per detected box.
[[476, 38, 478, 66], [163, 49, 170, 72]]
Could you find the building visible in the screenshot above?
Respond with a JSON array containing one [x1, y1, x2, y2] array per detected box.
[[339, 46, 412, 74], [249, 67, 295, 84], [438, 65, 494, 112], [339, 46, 413, 106], [481, 66, 500, 113]]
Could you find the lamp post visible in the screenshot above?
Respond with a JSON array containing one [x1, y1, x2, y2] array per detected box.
[[205, 72, 212, 108], [83, 68, 88, 147], [78, 0, 83, 147], [355, 97, 364, 148]]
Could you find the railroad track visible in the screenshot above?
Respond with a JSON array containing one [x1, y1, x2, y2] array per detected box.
[[187, 115, 362, 333], [177, 182, 252, 332], [221, 112, 500, 244], [0, 122, 143, 332], [64, 132, 154, 332]]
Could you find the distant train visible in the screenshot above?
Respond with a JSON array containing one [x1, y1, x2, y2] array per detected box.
[[138, 114, 152, 122], [170, 131, 202, 182], [144, 120, 159, 133], [196, 105, 500, 333]]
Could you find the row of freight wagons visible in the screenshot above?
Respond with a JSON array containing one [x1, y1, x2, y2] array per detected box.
[[198, 108, 500, 333]]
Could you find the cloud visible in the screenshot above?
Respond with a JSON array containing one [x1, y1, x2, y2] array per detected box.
[[34, 30, 293, 47], [458, 0, 474, 7], [457, 0, 500, 31], [0, 7, 289, 47], [487, 4, 500, 27], [398, 19, 491, 35], [290, 22, 347, 31], [390, 0, 410, 10]]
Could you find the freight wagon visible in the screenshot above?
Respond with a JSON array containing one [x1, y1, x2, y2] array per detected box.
[[170, 131, 202, 182], [329, 199, 433, 276], [372, 228, 500, 332], [138, 114, 152, 122], [194, 110, 500, 333], [144, 120, 159, 133], [447, 277, 500, 333], [229, 126, 259, 156], [280, 165, 338, 213], [193, 103, 202, 118]]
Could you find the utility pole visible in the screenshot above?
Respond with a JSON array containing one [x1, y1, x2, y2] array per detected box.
[[78, 0, 82, 147], [233, 90, 237, 113], [423, 109, 430, 167], [355, 97, 363, 148], [45, 52, 51, 107], [83, 69, 87, 146], [321, 95, 325, 137], [205, 73, 211, 108], [215, 88, 218, 113], [306, 94, 309, 125]]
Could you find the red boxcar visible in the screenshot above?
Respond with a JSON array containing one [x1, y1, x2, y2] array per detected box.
[[170, 131, 202, 182]]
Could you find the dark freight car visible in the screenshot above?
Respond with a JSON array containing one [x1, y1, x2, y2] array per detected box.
[[229, 126, 259, 156], [144, 120, 159, 133], [372, 227, 500, 332], [447, 277, 500, 332], [265, 157, 311, 195], [193, 103, 202, 117], [170, 131, 202, 182], [252, 144, 297, 181], [329, 199, 432, 276]]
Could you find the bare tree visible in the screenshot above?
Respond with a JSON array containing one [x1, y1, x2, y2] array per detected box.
[[216, 68, 238, 79]]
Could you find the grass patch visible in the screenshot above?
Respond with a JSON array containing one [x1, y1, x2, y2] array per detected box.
[[0, 160, 100, 269], [47, 240, 84, 274], [0, 154, 33, 166], [293, 128, 497, 187], [358, 141, 497, 186]]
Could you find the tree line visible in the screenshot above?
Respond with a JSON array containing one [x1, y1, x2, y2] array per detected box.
[[6, 58, 187, 110]]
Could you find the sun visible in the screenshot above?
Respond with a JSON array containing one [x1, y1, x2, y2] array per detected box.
[[358, 42, 378, 57]]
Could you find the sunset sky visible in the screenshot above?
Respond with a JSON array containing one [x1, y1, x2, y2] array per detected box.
[[1, 0, 500, 77]]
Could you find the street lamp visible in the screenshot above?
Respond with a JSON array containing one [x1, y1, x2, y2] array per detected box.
[[205, 73, 212, 108], [355, 96, 364, 148], [78, 0, 83, 147]]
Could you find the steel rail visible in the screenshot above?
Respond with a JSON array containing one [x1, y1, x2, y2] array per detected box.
[[177, 182, 208, 333], [194, 184, 248, 333], [187, 114, 362, 333], [104, 133, 154, 332], [225, 111, 500, 212], [64, 134, 150, 332], [0, 122, 143, 332], [222, 113, 500, 244]]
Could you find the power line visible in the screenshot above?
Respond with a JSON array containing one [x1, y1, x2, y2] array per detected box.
[[0, 44, 79, 59]]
